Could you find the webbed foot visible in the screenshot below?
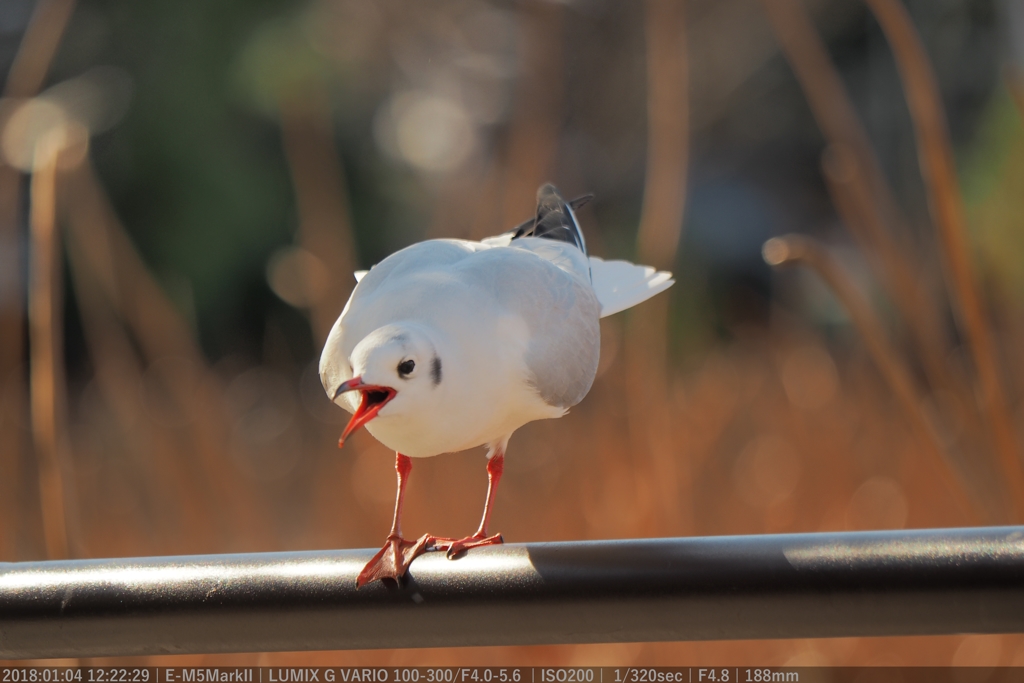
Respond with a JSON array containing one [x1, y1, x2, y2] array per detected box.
[[356, 533, 432, 587]]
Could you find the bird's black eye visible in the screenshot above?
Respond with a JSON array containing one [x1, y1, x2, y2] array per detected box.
[[398, 359, 415, 377]]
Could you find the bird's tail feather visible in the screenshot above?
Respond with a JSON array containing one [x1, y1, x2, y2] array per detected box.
[[589, 256, 674, 318]]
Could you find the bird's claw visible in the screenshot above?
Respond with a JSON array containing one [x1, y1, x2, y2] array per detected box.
[[356, 533, 432, 587], [437, 532, 504, 559]]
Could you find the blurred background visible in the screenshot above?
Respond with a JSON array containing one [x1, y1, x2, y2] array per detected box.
[[3, 0, 1024, 667]]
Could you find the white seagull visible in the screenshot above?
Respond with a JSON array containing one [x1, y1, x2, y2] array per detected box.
[[320, 184, 674, 586]]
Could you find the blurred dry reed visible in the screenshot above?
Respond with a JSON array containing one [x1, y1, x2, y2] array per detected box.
[[0, 151, 26, 559], [0, 0, 77, 562], [626, 0, 691, 534], [758, 0, 948, 389], [763, 234, 981, 522], [761, 0, 1024, 522], [863, 0, 1024, 519], [2, 0, 76, 99], [59, 158, 270, 553], [27, 132, 71, 559], [62, 161, 219, 552]]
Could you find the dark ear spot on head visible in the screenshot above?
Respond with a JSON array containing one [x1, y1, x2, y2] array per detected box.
[[431, 356, 442, 386]]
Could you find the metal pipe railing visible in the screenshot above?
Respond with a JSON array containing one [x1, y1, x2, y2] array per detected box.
[[3, 526, 1024, 659]]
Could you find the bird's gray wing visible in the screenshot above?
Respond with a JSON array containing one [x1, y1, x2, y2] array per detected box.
[[457, 245, 601, 409]]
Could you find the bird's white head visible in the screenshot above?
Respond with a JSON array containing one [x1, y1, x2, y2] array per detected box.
[[324, 323, 443, 447]]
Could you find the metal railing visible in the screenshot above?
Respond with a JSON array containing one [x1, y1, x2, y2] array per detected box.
[[2, 526, 1024, 659]]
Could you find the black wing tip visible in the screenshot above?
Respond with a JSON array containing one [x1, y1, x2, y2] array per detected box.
[[536, 184, 593, 211], [568, 193, 594, 211], [536, 182, 561, 203], [511, 183, 591, 255]]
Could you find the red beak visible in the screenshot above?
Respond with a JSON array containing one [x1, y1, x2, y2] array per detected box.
[[333, 376, 397, 448]]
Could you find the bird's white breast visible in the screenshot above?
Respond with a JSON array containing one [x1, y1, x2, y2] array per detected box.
[[365, 312, 564, 457]]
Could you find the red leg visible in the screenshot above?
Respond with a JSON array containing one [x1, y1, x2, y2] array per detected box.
[[356, 453, 431, 587], [436, 452, 505, 559]]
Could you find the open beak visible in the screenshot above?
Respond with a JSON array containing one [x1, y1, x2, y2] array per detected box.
[[333, 376, 397, 448]]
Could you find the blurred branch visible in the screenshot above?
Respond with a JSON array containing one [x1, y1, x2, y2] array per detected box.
[[279, 85, 358, 344], [28, 134, 71, 560], [3, 0, 77, 98], [864, 0, 1024, 521], [636, 0, 690, 269], [763, 235, 985, 524], [627, 0, 691, 535], [498, 1, 564, 228], [820, 143, 986, 454], [0, 159, 25, 560], [758, 0, 956, 410], [0, 0, 78, 560]]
